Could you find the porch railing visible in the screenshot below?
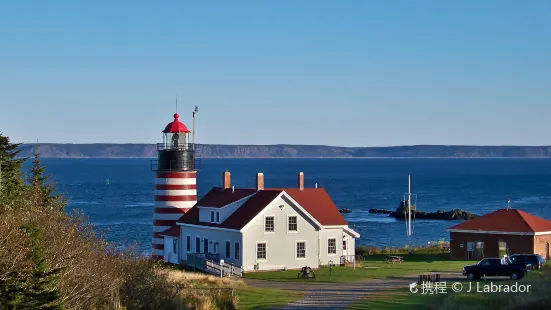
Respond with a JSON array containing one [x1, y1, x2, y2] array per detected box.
[[187, 253, 243, 278]]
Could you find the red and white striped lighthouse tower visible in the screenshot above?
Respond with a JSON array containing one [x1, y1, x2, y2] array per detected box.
[[150, 111, 198, 259]]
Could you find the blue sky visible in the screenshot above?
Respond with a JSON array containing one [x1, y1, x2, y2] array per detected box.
[[1, 1, 550, 146]]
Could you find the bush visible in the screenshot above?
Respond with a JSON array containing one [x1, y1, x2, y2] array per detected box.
[[0, 134, 237, 309]]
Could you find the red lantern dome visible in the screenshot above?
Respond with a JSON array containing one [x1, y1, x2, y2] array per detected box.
[[162, 113, 190, 133]]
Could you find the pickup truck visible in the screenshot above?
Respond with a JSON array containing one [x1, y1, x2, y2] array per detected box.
[[462, 258, 528, 280]]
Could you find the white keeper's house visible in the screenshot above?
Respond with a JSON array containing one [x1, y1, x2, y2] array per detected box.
[[161, 171, 360, 272]]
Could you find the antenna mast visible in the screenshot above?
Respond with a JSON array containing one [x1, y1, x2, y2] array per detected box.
[[192, 106, 199, 147], [408, 175, 412, 236]]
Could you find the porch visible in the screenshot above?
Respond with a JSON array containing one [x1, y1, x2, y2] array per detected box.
[[186, 253, 243, 278]]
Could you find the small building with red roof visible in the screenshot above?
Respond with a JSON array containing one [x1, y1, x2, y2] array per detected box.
[[448, 208, 551, 260], [172, 171, 359, 272]]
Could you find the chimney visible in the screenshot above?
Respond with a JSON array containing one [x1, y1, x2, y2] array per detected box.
[[298, 172, 304, 190], [223, 171, 231, 189], [256, 173, 264, 191]]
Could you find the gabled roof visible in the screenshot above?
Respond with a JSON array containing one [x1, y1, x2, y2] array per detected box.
[[270, 188, 348, 226], [160, 226, 180, 237], [195, 187, 257, 208], [178, 190, 282, 229], [448, 209, 551, 233], [178, 187, 349, 229]]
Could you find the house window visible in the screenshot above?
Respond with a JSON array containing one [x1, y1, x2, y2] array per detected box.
[[288, 216, 297, 232], [204, 238, 209, 254], [328, 238, 336, 255], [195, 237, 200, 253], [210, 211, 215, 222], [186, 236, 191, 252], [296, 242, 306, 258], [343, 240, 347, 250], [257, 243, 267, 260], [498, 240, 507, 257], [265, 216, 274, 232], [173, 239, 178, 254], [235, 242, 240, 259], [214, 242, 218, 254], [476, 241, 484, 258], [226, 241, 231, 258], [216, 212, 220, 223]]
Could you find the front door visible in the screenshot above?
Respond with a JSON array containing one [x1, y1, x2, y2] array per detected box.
[[342, 239, 348, 256]]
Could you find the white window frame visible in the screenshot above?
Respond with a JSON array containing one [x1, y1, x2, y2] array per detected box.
[[264, 215, 275, 233], [295, 240, 306, 260], [287, 215, 298, 233], [327, 238, 337, 256], [256, 241, 267, 261], [186, 235, 191, 252]]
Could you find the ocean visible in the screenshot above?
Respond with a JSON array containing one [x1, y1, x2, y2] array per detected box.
[[26, 158, 551, 255]]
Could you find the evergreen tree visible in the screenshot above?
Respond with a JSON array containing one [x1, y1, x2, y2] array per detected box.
[[18, 225, 63, 309], [27, 143, 66, 210], [0, 132, 26, 207]]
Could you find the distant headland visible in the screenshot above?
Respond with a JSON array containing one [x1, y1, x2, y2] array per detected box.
[[16, 143, 551, 158]]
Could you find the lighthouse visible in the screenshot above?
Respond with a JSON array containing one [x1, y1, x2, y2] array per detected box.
[[150, 112, 198, 259]]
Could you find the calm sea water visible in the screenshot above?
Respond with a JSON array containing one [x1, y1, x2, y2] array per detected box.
[[25, 158, 551, 254]]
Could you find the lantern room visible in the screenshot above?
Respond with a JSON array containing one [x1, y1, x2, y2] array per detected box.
[[151, 113, 198, 172], [161, 113, 190, 149]]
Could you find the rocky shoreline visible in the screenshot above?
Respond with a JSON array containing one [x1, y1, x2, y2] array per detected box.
[[369, 201, 479, 220]]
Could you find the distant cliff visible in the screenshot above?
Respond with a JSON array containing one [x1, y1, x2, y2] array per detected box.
[[16, 144, 551, 158]]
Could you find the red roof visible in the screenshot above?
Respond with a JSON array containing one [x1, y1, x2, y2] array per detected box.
[[449, 209, 551, 233], [178, 187, 348, 229], [163, 113, 190, 133], [270, 188, 348, 226], [161, 226, 180, 237], [195, 187, 257, 207]]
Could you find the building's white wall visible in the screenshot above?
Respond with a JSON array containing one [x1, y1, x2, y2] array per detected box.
[[179, 225, 243, 266], [318, 227, 345, 265], [163, 236, 179, 264], [241, 195, 320, 271]]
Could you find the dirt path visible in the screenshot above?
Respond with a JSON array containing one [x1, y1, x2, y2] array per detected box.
[[244, 273, 463, 310]]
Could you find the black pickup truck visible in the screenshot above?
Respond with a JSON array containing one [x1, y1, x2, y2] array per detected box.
[[462, 258, 528, 280]]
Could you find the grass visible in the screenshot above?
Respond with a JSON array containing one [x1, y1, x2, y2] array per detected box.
[[166, 268, 301, 309], [235, 287, 303, 310], [245, 254, 470, 283], [348, 266, 551, 310]]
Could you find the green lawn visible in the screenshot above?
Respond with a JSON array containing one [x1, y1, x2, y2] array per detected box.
[[235, 287, 303, 310], [245, 255, 470, 283], [348, 271, 551, 310]]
